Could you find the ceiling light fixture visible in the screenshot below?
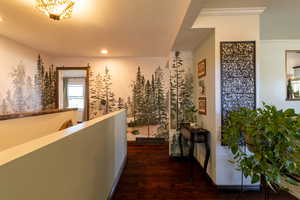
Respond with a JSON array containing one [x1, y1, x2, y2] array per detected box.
[[36, 0, 76, 20], [101, 49, 108, 55]]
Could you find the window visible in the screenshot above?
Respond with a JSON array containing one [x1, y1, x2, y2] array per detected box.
[[68, 84, 84, 109]]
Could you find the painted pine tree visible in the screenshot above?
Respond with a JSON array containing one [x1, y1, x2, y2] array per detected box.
[[89, 71, 103, 118], [88, 69, 97, 118], [48, 64, 57, 109], [132, 83, 138, 121], [101, 67, 115, 114], [11, 62, 26, 112], [170, 51, 185, 130], [25, 76, 34, 111], [144, 80, 153, 136], [180, 72, 197, 123], [149, 75, 157, 124], [36, 54, 44, 110], [117, 97, 124, 109], [0, 99, 9, 115], [155, 76, 167, 126], [5, 90, 14, 113], [132, 66, 146, 124]]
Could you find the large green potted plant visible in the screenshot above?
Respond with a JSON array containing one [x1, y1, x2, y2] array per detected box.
[[222, 104, 300, 192]]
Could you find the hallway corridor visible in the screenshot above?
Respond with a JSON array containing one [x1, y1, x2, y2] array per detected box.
[[113, 144, 297, 200]]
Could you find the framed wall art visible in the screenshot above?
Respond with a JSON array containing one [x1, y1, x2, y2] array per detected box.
[[199, 80, 205, 97], [198, 97, 207, 115], [198, 59, 206, 78], [220, 41, 256, 135]]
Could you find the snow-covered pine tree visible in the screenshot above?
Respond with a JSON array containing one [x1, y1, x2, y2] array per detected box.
[[132, 66, 146, 124], [89, 69, 97, 118], [36, 55, 45, 110], [33, 55, 44, 111], [144, 80, 152, 126], [126, 96, 132, 117], [5, 90, 14, 113], [25, 76, 34, 111], [11, 62, 26, 112], [149, 75, 157, 124], [132, 83, 138, 121], [117, 97, 124, 109], [48, 64, 57, 109], [101, 67, 115, 114], [155, 76, 167, 126], [170, 51, 185, 130], [33, 74, 42, 111], [0, 99, 9, 115], [42, 71, 50, 109], [180, 72, 197, 123], [108, 92, 116, 112]]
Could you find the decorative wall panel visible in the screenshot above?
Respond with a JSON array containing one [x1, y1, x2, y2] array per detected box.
[[221, 41, 256, 128]]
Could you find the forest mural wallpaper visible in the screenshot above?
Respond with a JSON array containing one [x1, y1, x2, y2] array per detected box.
[[88, 65, 170, 141], [0, 52, 196, 154], [0, 55, 57, 115]]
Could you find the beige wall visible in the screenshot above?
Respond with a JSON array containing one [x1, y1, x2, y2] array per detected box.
[[0, 110, 77, 151], [0, 110, 127, 200], [193, 14, 260, 185], [260, 40, 300, 113], [193, 31, 216, 181]]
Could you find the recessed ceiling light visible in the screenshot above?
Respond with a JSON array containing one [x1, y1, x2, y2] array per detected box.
[[101, 49, 108, 55], [0, 17, 3, 22]]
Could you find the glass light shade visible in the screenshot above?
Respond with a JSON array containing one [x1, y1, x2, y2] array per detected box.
[[36, 0, 76, 20]]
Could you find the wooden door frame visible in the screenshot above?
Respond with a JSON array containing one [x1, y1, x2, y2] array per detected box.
[[56, 66, 90, 120]]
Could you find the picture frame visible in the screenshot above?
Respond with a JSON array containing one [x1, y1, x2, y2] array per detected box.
[[199, 80, 205, 97], [198, 97, 207, 115], [198, 59, 206, 78]]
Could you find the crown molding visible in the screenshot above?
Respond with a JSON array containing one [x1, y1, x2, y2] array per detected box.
[[199, 7, 266, 16]]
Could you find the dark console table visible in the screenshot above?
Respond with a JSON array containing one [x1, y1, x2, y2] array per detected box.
[[179, 124, 210, 180]]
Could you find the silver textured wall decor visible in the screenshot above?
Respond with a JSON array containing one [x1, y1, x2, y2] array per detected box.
[[220, 41, 256, 127]]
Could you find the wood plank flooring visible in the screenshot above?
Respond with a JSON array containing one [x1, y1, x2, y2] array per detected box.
[[113, 144, 297, 200]]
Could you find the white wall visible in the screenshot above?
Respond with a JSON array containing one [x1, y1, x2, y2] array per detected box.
[[0, 110, 127, 200], [193, 31, 216, 181], [0, 34, 52, 114], [52, 56, 168, 100], [260, 40, 300, 113], [261, 0, 300, 40], [193, 14, 260, 185], [0, 110, 77, 151]]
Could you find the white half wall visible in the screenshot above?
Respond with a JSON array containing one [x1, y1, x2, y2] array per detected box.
[[0, 110, 127, 200], [0, 110, 77, 151], [260, 40, 300, 113]]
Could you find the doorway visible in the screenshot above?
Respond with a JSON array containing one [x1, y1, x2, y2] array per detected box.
[[56, 67, 90, 122]]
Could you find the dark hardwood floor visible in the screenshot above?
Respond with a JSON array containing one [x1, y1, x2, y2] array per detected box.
[[113, 144, 297, 200]]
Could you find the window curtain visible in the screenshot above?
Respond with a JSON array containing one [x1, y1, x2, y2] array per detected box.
[[63, 78, 69, 108], [82, 80, 87, 121]]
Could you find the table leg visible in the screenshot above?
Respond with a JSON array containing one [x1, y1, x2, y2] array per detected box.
[[203, 136, 210, 174], [189, 140, 195, 182]]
